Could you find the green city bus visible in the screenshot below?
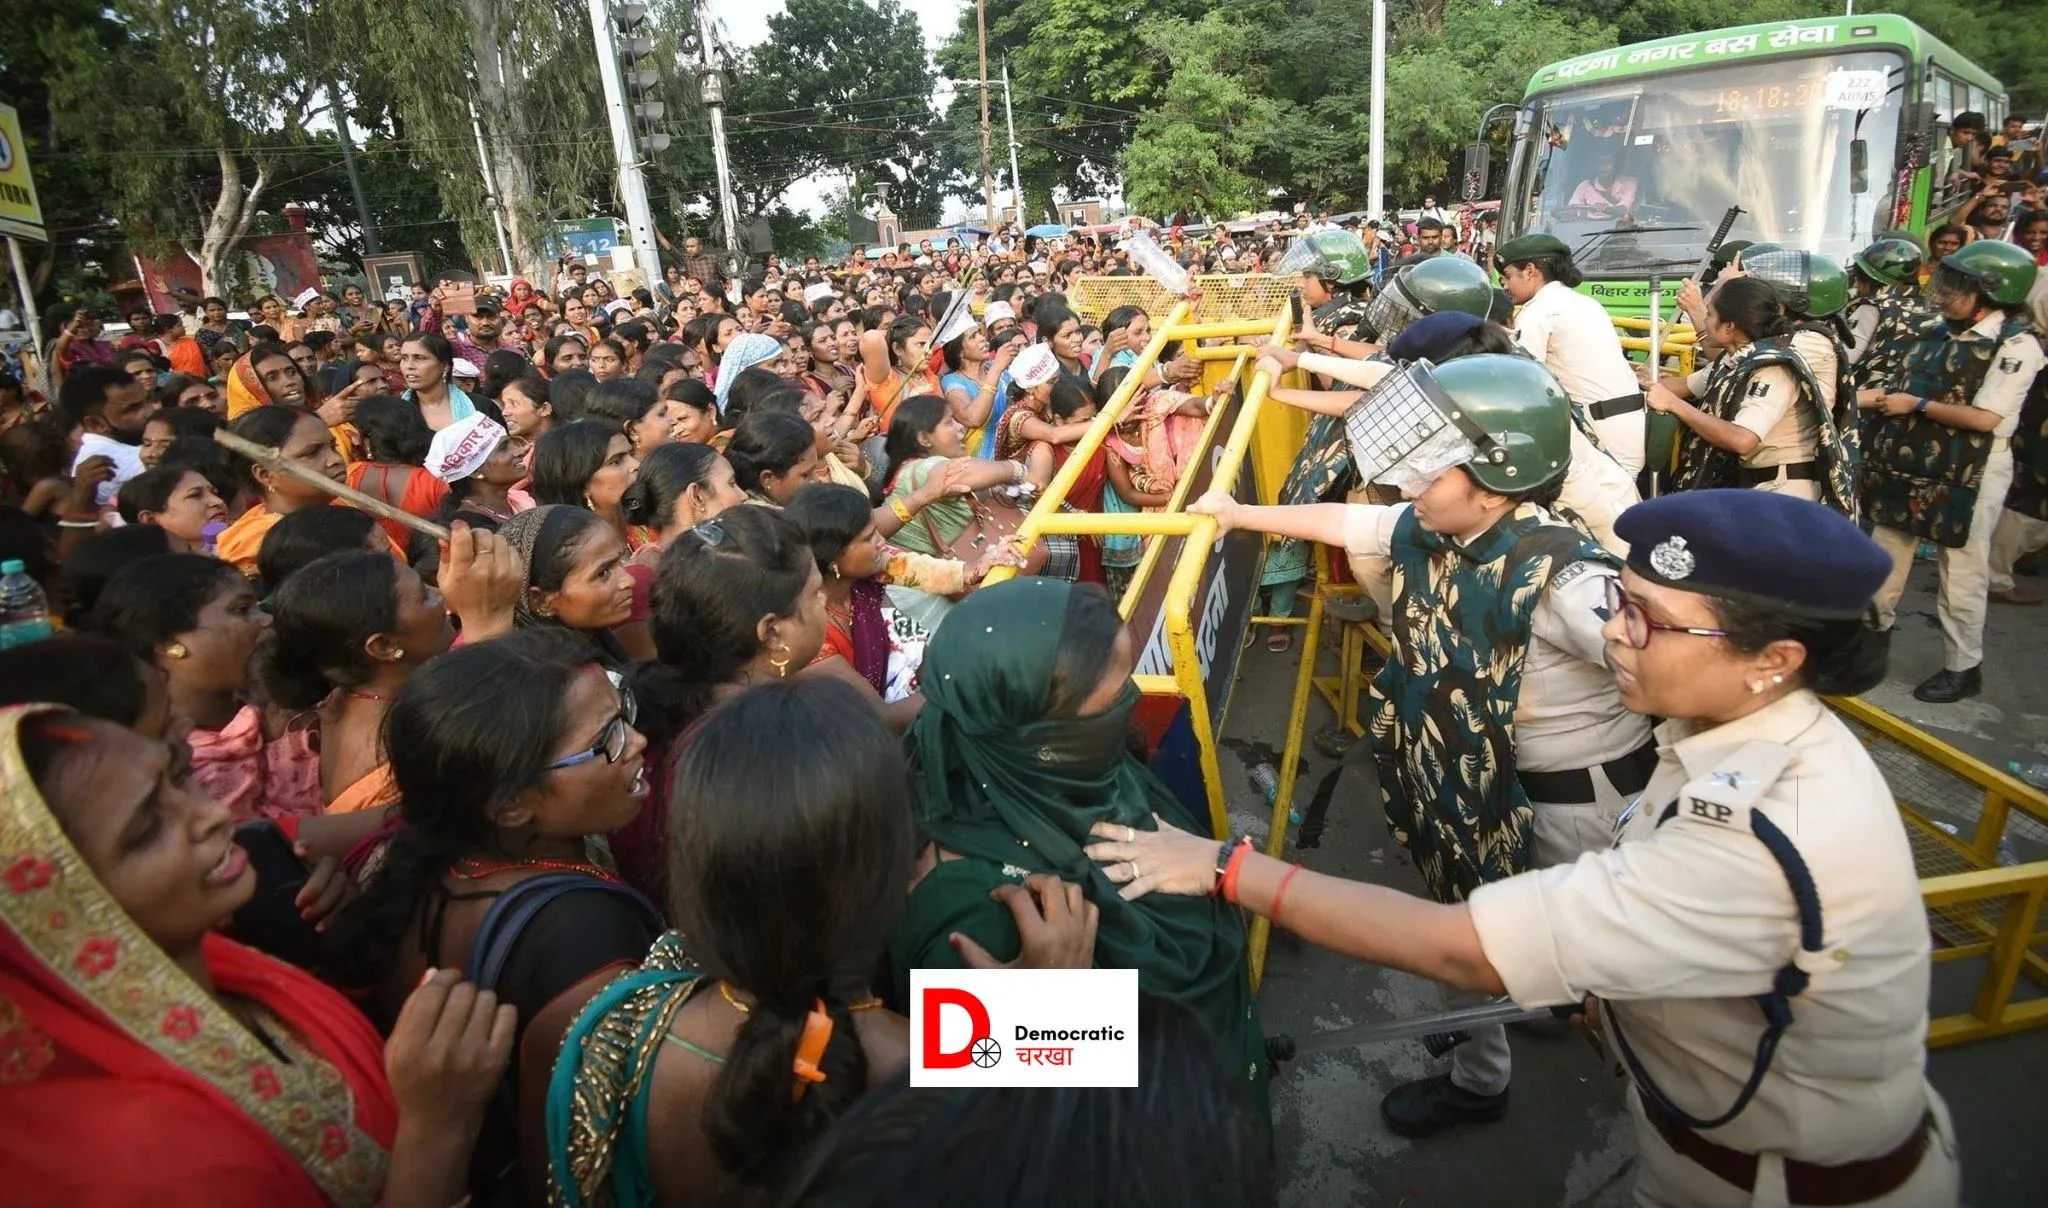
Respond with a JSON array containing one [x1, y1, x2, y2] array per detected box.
[[1495, 13, 2007, 318]]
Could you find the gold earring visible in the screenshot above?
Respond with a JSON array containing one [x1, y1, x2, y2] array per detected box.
[[163, 641, 190, 660], [1748, 681, 1764, 695], [768, 644, 791, 677], [1771, 674, 1783, 685]]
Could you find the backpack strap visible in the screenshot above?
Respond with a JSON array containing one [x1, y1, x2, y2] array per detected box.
[[464, 871, 663, 992]]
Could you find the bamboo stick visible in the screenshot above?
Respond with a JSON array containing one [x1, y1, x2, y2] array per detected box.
[[212, 428, 451, 544]]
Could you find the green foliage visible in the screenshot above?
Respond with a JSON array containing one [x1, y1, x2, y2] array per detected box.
[[1121, 13, 1279, 216]]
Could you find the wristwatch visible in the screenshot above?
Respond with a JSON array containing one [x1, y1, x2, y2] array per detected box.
[[1914, 397, 1932, 415]]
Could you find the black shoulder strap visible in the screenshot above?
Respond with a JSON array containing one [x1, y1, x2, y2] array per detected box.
[[464, 871, 662, 992], [1617, 808, 1825, 1130]]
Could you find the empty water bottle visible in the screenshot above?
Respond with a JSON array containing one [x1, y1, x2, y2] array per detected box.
[[2010, 762, 2048, 790], [1249, 763, 1301, 826], [0, 560, 52, 650]]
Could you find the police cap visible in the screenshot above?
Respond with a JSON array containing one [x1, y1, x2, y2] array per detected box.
[[1615, 490, 1890, 619], [1495, 233, 1572, 264]]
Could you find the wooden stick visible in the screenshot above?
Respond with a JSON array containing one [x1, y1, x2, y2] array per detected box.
[[213, 428, 452, 544]]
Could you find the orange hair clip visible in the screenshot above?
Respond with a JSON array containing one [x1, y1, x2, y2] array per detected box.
[[791, 999, 833, 1101]]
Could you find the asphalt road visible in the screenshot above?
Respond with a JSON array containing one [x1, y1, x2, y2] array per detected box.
[[1216, 557, 2048, 1207]]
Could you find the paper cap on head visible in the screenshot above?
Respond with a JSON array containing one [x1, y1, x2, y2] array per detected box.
[[425, 413, 508, 483], [984, 300, 1016, 325], [451, 358, 482, 379], [1010, 344, 1061, 390]]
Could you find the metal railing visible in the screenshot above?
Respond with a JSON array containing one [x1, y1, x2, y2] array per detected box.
[[986, 297, 1295, 845]]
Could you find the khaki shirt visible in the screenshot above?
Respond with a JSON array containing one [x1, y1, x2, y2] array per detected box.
[[1685, 353, 1816, 469], [1342, 504, 1648, 773], [1515, 280, 1647, 475], [1468, 691, 1933, 1165], [1558, 424, 1639, 557], [1789, 328, 1839, 419], [1960, 313, 2045, 438]]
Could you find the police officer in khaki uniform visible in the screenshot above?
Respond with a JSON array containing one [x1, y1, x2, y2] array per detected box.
[[1091, 489, 1956, 1208], [1499, 233, 1651, 477], [1859, 241, 2044, 702], [1186, 355, 1653, 1138], [1648, 278, 1830, 505]]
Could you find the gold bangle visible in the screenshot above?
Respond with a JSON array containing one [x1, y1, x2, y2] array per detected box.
[[890, 499, 915, 525]]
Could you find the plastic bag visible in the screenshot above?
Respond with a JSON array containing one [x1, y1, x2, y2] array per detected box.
[[1123, 233, 1192, 296]]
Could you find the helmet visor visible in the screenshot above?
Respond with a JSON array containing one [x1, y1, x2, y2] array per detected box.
[[1274, 238, 1323, 278], [1365, 275, 1426, 344], [1343, 360, 1476, 495]]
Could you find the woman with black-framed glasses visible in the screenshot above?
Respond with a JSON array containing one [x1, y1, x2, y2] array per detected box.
[[323, 630, 662, 1203], [1089, 490, 1958, 1207]]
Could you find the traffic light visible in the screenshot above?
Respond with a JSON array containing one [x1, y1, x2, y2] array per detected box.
[[614, 2, 669, 155]]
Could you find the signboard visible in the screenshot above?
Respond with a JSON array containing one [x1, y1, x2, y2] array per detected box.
[[546, 218, 624, 264], [363, 252, 426, 302], [137, 231, 324, 314], [0, 103, 46, 241]]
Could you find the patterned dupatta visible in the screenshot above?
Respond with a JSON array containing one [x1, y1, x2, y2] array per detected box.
[[0, 705, 393, 1205]]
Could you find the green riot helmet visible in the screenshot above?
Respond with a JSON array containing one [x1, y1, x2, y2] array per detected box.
[[1741, 250, 1849, 318], [1275, 229, 1373, 286], [1849, 237, 1923, 289], [1936, 240, 2039, 306], [1343, 353, 1570, 496], [1363, 257, 1493, 343]]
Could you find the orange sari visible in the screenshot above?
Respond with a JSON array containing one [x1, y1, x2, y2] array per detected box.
[[0, 705, 395, 1205]]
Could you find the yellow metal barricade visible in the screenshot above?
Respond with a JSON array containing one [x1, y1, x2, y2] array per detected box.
[[1066, 273, 1297, 327], [988, 297, 1294, 852]]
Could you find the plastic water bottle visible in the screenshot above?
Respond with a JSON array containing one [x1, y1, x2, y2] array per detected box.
[[1249, 763, 1302, 826], [2010, 762, 2048, 790], [0, 560, 52, 649]]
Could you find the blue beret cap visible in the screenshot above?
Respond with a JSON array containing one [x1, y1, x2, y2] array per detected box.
[[1614, 490, 1890, 619], [1386, 310, 1486, 363]]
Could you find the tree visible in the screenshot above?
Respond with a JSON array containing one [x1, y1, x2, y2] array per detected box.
[[0, 0, 124, 309], [935, 0, 1221, 219], [724, 0, 953, 227], [39, 0, 340, 294], [1121, 12, 1278, 217]]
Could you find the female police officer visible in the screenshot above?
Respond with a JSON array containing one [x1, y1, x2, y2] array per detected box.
[[1089, 489, 1955, 1207]]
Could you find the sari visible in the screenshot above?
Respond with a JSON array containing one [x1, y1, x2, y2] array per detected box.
[[225, 352, 364, 462], [216, 502, 408, 579], [188, 705, 324, 823], [883, 582, 1267, 1113], [0, 704, 395, 1205]]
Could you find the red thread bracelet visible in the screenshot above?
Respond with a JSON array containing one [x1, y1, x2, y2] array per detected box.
[[1270, 863, 1305, 928], [1219, 841, 1253, 903]]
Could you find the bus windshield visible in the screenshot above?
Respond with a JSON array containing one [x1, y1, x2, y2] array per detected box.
[[1512, 49, 1907, 276]]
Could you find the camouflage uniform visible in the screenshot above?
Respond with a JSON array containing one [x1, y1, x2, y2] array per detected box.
[[1848, 283, 1932, 395], [2002, 364, 2048, 522], [1674, 340, 1859, 520], [1863, 314, 2035, 547], [1369, 506, 1616, 903]]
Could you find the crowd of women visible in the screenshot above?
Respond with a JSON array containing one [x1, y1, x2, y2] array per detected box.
[[0, 234, 1292, 1206], [0, 198, 2041, 1205]]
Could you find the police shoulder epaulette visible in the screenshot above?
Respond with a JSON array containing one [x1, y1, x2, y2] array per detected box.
[[1658, 740, 1795, 831]]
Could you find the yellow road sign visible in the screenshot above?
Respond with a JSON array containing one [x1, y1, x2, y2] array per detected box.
[[0, 103, 46, 241]]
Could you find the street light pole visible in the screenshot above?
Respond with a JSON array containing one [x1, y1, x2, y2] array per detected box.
[[695, 0, 744, 281], [588, 0, 662, 281], [1001, 60, 1024, 226], [1368, 0, 1386, 221], [976, 0, 995, 232]]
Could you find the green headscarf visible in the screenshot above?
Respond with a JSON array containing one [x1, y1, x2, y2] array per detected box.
[[907, 578, 1257, 1043]]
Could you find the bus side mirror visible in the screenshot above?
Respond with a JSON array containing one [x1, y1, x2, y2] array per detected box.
[[1850, 139, 1868, 193], [1462, 143, 1490, 202]]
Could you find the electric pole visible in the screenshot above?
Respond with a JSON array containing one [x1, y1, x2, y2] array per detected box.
[[1001, 60, 1024, 227], [331, 79, 380, 255], [694, 0, 745, 281], [976, 0, 995, 232], [468, 99, 515, 276], [588, 0, 663, 282]]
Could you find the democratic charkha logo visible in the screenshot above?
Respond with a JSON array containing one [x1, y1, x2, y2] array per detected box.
[[911, 970, 1139, 1088]]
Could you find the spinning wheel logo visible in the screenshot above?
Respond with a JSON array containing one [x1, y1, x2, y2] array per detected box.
[[0, 127, 13, 174], [971, 1036, 1002, 1068]]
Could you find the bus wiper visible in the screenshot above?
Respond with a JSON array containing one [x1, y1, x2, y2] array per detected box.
[[1572, 222, 1702, 262]]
